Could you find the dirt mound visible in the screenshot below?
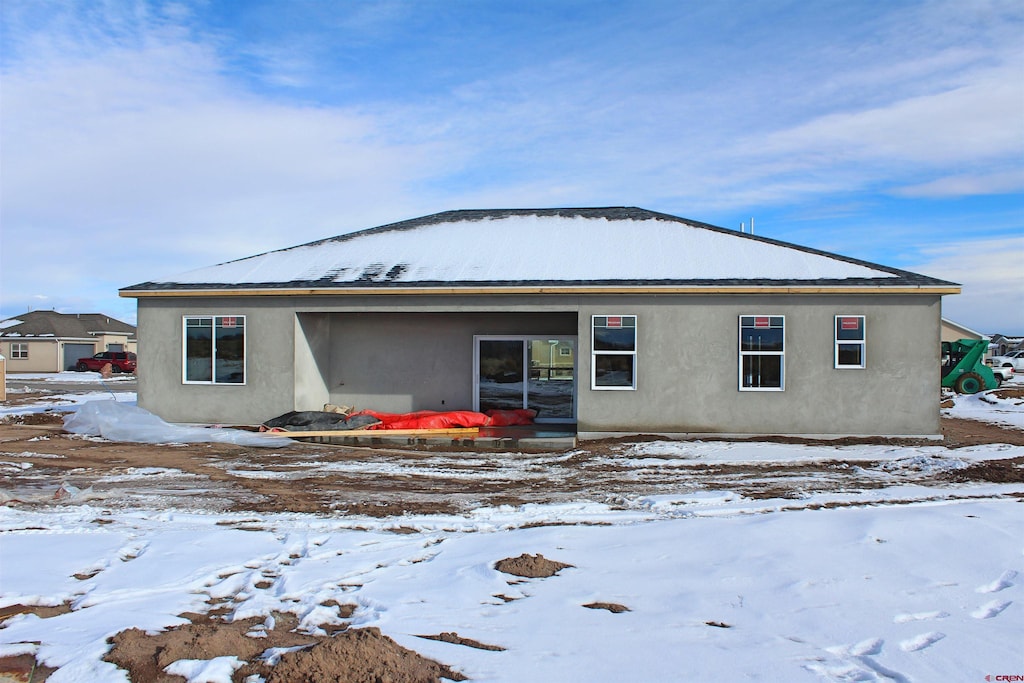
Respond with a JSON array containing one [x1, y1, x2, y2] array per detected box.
[[265, 627, 466, 683], [494, 553, 573, 578], [104, 614, 316, 682], [102, 615, 464, 683]]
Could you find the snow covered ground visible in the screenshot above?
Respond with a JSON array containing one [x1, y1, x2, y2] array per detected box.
[[1, 373, 1022, 682], [1, 371, 137, 420], [3, 372, 137, 384], [943, 380, 1024, 430]]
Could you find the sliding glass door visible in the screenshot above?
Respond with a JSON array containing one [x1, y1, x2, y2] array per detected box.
[[475, 336, 576, 423]]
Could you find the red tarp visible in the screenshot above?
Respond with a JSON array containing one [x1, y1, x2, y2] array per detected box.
[[350, 408, 536, 430]]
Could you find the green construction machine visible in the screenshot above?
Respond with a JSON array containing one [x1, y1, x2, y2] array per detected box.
[[941, 339, 999, 394]]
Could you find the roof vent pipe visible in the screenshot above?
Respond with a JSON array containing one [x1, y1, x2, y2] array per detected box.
[[750, 217, 755, 235]]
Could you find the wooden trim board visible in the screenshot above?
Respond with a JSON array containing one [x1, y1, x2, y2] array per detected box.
[[123, 284, 960, 298]]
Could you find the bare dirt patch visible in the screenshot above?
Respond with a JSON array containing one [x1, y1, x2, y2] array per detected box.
[[583, 602, 631, 613], [494, 553, 573, 578], [0, 603, 69, 682], [941, 417, 1024, 448], [0, 602, 72, 621], [991, 386, 1024, 401], [942, 455, 1024, 484], [418, 631, 506, 651], [1, 412, 1022, 516], [0, 411, 65, 427], [0, 653, 56, 682]]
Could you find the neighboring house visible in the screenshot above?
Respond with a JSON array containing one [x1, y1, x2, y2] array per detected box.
[[0, 311, 137, 373], [120, 207, 960, 438], [940, 319, 1003, 364], [987, 334, 1024, 358], [941, 318, 984, 343]]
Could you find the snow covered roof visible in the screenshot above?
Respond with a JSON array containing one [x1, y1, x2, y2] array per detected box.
[[122, 208, 957, 293], [0, 311, 136, 339]]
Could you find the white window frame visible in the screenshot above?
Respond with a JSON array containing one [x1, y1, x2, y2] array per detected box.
[[182, 315, 247, 385], [834, 315, 866, 369], [591, 314, 637, 390], [738, 315, 785, 391], [11, 343, 28, 359]]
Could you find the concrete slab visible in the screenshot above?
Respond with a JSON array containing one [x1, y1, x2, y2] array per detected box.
[[291, 425, 577, 451]]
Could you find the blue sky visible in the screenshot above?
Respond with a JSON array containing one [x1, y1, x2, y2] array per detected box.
[[1, 0, 1022, 333]]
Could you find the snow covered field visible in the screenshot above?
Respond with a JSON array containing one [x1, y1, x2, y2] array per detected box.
[[1, 373, 1022, 682], [944, 384, 1024, 431]]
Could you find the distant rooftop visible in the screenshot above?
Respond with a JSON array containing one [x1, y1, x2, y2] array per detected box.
[[0, 311, 136, 339]]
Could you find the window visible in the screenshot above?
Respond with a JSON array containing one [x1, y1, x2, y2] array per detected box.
[[592, 315, 636, 389], [835, 315, 866, 368], [739, 315, 784, 390], [11, 343, 28, 359], [183, 316, 246, 384]]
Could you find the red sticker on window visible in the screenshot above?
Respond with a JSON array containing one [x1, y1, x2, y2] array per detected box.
[[754, 317, 770, 328], [606, 316, 622, 328], [840, 317, 860, 330], [221, 317, 237, 328]]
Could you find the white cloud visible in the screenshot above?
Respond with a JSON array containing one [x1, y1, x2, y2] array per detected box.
[[0, 8, 456, 321], [909, 236, 1024, 334], [892, 169, 1024, 199], [2, 45, 437, 232], [0, 25, 451, 307], [761, 66, 1021, 165], [381, 23, 1024, 212], [1, 1, 1021, 323]]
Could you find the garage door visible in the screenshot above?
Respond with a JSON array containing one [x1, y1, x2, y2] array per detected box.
[[63, 344, 95, 371]]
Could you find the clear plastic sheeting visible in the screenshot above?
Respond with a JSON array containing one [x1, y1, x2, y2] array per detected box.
[[63, 401, 290, 447]]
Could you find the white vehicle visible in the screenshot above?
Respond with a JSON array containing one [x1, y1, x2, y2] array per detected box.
[[989, 364, 1014, 385], [988, 350, 1024, 372]]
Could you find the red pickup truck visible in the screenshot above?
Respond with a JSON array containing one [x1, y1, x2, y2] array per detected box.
[[75, 351, 137, 373]]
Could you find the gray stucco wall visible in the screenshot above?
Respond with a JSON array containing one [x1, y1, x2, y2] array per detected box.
[[318, 311, 575, 414], [135, 296, 578, 424], [136, 297, 300, 424], [575, 294, 941, 437], [134, 292, 942, 436]]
